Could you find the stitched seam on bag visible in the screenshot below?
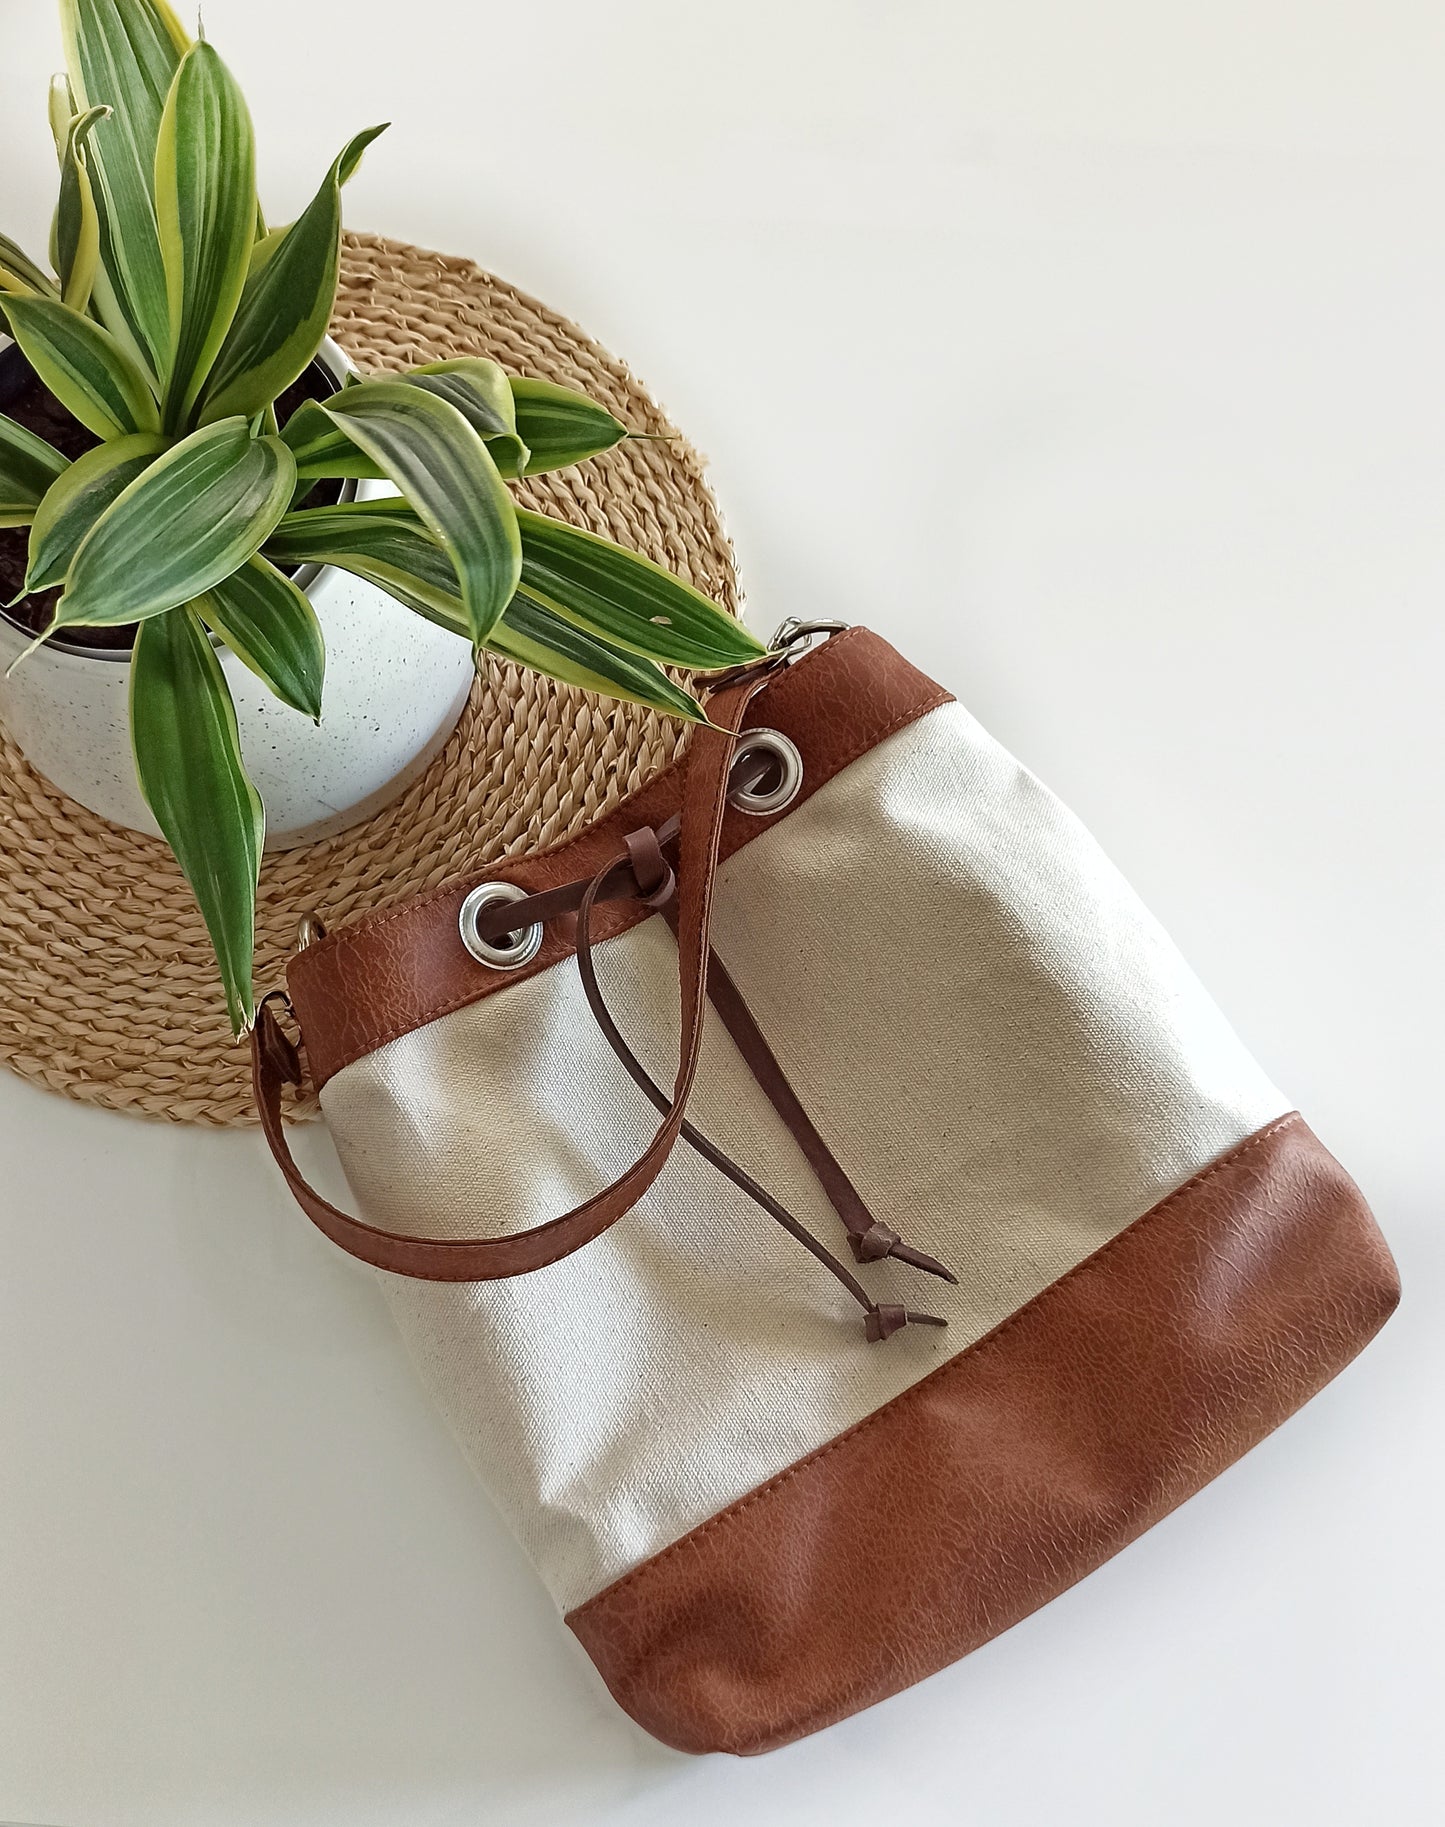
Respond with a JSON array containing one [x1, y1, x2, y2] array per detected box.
[[569, 1111, 1304, 1619], [309, 677, 955, 1076]]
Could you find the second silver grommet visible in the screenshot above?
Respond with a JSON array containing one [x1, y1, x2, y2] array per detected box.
[[728, 728, 804, 816]]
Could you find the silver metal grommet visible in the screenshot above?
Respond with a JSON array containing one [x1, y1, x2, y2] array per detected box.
[[728, 727, 804, 816], [458, 881, 544, 970]]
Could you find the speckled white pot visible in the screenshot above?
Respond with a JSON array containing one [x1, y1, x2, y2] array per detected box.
[[0, 338, 474, 849]]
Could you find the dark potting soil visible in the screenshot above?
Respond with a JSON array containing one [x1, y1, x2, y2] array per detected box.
[[0, 352, 346, 653]]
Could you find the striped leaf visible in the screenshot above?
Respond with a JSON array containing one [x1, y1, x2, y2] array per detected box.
[[491, 594, 708, 723], [196, 554, 325, 721], [1, 293, 159, 438], [400, 359, 528, 475], [263, 502, 706, 722], [48, 73, 78, 156], [0, 234, 59, 300], [270, 496, 758, 671], [54, 104, 110, 311], [503, 376, 627, 477], [0, 414, 69, 527], [282, 360, 529, 480], [198, 125, 387, 425], [130, 604, 262, 1035], [317, 384, 520, 646], [56, 419, 295, 629], [516, 509, 762, 670], [281, 396, 385, 482], [156, 42, 257, 429], [246, 222, 289, 283], [60, 0, 191, 372], [24, 431, 167, 592], [84, 259, 157, 384], [264, 500, 460, 618]]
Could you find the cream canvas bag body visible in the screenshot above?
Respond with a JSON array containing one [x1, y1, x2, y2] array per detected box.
[[255, 623, 1399, 1755]]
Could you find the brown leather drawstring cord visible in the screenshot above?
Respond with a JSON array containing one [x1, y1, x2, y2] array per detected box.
[[251, 649, 951, 1341], [466, 750, 958, 1295], [668, 917, 957, 1285], [571, 826, 947, 1342]]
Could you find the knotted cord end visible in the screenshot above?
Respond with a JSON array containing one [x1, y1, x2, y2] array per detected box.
[[864, 1304, 948, 1343], [851, 1221, 958, 1284], [852, 1219, 900, 1263]]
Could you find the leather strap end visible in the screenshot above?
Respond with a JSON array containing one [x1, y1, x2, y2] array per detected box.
[[850, 1221, 958, 1284], [884, 1241, 959, 1285], [864, 1304, 949, 1343]]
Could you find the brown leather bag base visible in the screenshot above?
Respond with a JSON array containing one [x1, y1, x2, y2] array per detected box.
[[567, 1113, 1397, 1754]]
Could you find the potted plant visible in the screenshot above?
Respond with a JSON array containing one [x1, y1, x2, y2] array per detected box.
[[0, 0, 764, 1034]]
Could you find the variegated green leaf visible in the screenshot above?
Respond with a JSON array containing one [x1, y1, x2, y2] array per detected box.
[[280, 361, 529, 481], [23, 431, 167, 592], [56, 419, 295, 628], [60, 0, 191, 370], [156, 42, 257, 430], [317, 384, 520, 645], [280, 396, 385, 482], [130, 604, 262, 1035], [400, 359, 528, 475], [0, 414, 69, 526], [48, 73, 77, 157], [1, 293, 159, 438], [198, 125, 387, 425], [490, 593, 708, 722], [0, 234, 59, 300], [246, 221, 289, 282], [54, 104, 109, 310], [516, 509, 762, 670], [502, 376, 627, 477], [281, 494, 763, 672], [264, 502, 706, 722], [195, 554, 325, 721], [265, 499, 467, 621], [333, 131, 378, 187], [84, 260, 156, 382]]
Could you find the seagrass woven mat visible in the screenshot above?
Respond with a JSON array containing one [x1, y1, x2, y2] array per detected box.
[[0, 231, 739, 1125]]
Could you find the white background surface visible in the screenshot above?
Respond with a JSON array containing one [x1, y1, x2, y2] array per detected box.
[[1, 2, 1441, 1822]]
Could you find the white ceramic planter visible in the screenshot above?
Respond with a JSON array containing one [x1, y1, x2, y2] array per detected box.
[[0, 338, 474, 848]]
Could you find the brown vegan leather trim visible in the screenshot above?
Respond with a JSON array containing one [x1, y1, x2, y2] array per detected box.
[[287, 627, 952, 1088], [566, 1115, 1400, 1756]]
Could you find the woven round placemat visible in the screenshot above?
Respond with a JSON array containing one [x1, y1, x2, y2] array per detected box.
[[0, 231, 739, 1125]]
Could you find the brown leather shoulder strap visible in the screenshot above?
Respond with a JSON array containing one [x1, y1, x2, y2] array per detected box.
[[251, 667, 770, 1282]]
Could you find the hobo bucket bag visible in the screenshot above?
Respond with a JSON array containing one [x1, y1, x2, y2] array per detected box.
[[253, 622, 1399, 1755]]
